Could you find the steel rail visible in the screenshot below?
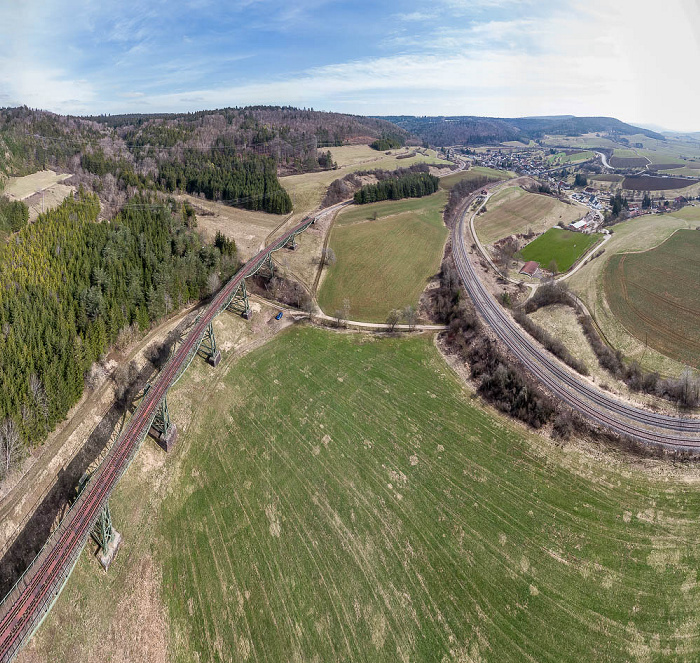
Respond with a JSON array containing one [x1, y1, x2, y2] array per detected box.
[[0, 214, 316, 662], [451, 198, 700, 449]]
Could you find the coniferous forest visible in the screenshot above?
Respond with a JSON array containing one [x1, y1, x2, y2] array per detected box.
[[354, 172, 439, 204], [157, 150, 292, 213], [0, 190, 234, 455]]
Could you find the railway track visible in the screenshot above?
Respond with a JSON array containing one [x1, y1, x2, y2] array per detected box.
[[0, 215, 316, 662], [452, 196, 700, 449]]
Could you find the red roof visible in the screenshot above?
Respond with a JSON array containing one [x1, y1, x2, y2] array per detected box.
[[520, 261, 539, 276]]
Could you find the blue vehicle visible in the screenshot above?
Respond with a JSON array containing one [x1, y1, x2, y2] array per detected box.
[[275, 311, 283, 320]]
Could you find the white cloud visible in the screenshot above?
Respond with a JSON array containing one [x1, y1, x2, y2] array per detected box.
[[0, 59, 96, 113], [1, 0, 698, 130]]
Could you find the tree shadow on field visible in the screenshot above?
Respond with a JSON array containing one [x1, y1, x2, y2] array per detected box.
[[0, 329, 182, 600]]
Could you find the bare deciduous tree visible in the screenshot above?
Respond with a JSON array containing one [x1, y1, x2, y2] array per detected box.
[[321, 247, 336, 267], [402, 305, 417, 331], [29, 374, 49, 423], [207, 272, 221, 296], [386, 309, 401, 332], [0, 419, 23, 479]]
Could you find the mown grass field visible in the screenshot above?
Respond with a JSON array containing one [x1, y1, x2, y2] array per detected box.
[[476, 187, 582, 246], [546, 150, 594, 165], [272, 146, 452, 289], [567, 210, 696, 375], [318, 191, 448, 322], [521, 227, 602, 272], [438, 166, 514, 190], [603, 229, 700, 368], [22, 324, 700, 663]]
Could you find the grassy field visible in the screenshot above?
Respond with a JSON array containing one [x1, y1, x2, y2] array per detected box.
[[182, 195, 288, 260], [318, 191, 448, 321], [475, 187, 583, 246], [668, 205, 700, 221], [603, 229, 700, 368], [567, 211, 697, 376], [24, 324, 700, 662], [546, 150, 594, 165], [3, 170, 72, 200], [521, 227, 602, 272], [660, 166, 700, 177], [270, 147, 452, 289], [438, 166, 514, 191]]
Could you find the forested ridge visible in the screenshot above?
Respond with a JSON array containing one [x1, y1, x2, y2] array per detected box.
[[0, 106, 411, 217], [0, 190, 234, 465], [378, 115, 663, 146]]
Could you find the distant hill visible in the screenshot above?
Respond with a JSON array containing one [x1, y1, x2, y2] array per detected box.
[[376, 115, 665, 146]]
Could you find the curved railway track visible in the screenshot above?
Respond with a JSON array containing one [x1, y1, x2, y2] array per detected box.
[[452, 195, 700, 449], [0, 214, 316, 662], [1, 171, 697, 661]]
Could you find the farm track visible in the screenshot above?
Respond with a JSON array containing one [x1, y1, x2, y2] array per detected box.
[[0, 214, 318, 662], [452, 191, 700, 450]]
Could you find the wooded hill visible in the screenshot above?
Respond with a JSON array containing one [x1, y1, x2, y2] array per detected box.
[[378, 115, 664, 146], [0, 106, 409, 214], [0, 190, 233, 466]]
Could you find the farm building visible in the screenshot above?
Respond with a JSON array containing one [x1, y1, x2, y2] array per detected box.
[[569, 219, 587, 232], [520, 261, 539, 276]]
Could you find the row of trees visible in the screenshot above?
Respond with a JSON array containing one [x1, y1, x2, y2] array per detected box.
[[370, 134, 404, 151], [354, 172, 439, 204], [0, 190, 234, 476]]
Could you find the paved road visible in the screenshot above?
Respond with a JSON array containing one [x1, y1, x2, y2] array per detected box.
[[452, 192, 700, 450]]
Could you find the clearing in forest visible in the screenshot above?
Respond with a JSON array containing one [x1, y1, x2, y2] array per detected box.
[[317, 190, 448, 321], [520, 227, 602, 273], [603, 229, 700, 368], [475, 186, 582, 246]]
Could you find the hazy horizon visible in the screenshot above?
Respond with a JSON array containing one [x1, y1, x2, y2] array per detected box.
[[1, 0, 699, 132]]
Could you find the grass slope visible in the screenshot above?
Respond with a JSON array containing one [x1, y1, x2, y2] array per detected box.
[[604, 229, 700, 368], [22, 325, 700, 662], [567, 211, 696, 376], [158, 327, 700, 662], [439, 166, 514, 191], [318, 191, 447, 321], [476, 187, 582, 246], [521, 227, 602, 273]]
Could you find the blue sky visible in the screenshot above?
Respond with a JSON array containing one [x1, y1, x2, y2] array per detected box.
[[1, 0, 699, 130]]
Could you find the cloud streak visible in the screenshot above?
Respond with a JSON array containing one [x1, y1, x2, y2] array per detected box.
[[0, 0, 698, 130]]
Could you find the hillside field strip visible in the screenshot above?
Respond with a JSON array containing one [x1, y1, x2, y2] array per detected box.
[[567, 209, 697, 375], [520, 227, 603, 273], [268, 146, 452, 288], [181, 194, 288, 260], [3, 170, 75, 221], [438, 165, 514, 191], [475, 186, 583, 246], [546, 150, 594, 165], [24, 325, 700, 663], [603, 229, 700, 369], [317, 191, 448, 322]]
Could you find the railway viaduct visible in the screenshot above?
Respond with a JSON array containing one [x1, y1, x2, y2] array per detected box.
[[0, 214, 315, 662]]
